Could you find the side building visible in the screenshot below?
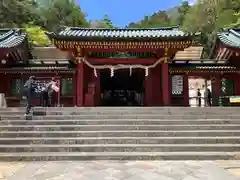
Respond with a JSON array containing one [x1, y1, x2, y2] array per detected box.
[[0, 29, 75, 107]]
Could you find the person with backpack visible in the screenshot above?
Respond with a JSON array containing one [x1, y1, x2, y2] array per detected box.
[[24, 76, 37, 115]]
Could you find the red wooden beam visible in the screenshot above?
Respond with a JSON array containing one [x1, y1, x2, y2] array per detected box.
[[84, 48, 159, 53], [0, 49, 8, 56], [87, 58, 157, 65], [219, 44, 240, 53]]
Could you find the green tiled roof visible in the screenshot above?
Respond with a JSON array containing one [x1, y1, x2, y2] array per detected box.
[[0, 66, 74, 73], [217, 28, 240, 48], [0, 29, 27, 48], [169, 64, 237, 70], [47, 26, 197, 40]]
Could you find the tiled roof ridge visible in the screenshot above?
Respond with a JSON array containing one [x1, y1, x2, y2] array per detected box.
[[0, 28, 26, 41], [0, 30, 15, 40], [64, 26, 180, 31], [229, 29, 240, 38], [0, 29, 28, 49]]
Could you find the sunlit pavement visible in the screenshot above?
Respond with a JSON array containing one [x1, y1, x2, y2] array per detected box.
[[0, 161, 239, 180]]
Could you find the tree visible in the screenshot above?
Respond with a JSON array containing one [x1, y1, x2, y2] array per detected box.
[[0, 0, 42, 28], [102, 14, 115, 28], [89, 15, 115, 28], [226, 12, 240, 28], [181, 0, 240, 57], [24, 24, 52, 46], [174, 1, 190, 26], [128, 11, 171, 28], [40, 0, 88, 31]]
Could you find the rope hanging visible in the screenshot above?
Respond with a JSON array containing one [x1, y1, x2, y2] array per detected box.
[[77, 56, 167, 77]]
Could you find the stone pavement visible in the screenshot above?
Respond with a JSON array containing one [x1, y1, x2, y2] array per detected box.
[[0, 161, 239, 180]]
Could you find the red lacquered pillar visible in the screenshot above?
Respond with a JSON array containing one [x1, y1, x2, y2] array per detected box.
[[162, 63, 170, 106]]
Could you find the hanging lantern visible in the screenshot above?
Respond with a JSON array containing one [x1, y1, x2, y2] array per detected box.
[[145, 67, 149, 76], [94, 68, 97, 77], [110, 67, 114, 77], [129, 66, 132, 76]]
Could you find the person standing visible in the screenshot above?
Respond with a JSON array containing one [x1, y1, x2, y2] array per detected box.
[[24, 76, 37, 115], [40, 82, 49, 107], [197, 88, 202, 107], [41, 78, 57, 107], [206, 88, 212, 106]]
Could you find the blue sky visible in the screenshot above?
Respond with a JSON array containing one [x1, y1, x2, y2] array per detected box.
[[76, 0, 193, 27]]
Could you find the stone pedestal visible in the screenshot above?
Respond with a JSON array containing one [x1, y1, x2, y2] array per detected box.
[[0, 93, 7, 108]]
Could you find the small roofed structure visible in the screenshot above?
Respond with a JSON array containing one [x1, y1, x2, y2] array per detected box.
[[0, 29, 29, 65], [30, 47, 72, 65], [174, 46, 203, 60], [213, 28, 240, 63], [0, 29, 75, 107]]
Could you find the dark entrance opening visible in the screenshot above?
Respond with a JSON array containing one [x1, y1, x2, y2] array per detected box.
[[100, 69, 145, 106]]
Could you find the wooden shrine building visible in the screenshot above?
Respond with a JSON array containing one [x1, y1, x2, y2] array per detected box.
[[46, 26, 198, 106], [0, 27, 240, 107], [0, 29, 75, 107]]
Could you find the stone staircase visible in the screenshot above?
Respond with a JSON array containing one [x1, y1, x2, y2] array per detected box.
[[0, 107, 240, 161]]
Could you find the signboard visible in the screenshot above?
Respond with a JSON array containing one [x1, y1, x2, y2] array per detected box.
[[230, 96, 240, 103], [172, 75, 183, 95]]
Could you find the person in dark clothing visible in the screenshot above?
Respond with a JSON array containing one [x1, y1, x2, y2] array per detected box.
[[197, 89, 201, 107], [40, 87, 49, 107], [24, 76, 37, 115], [206, 88, 212, 106]]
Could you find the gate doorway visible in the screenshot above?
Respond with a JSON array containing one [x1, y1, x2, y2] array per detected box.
[[34, 77, 60, 106], [188, 77, 212, 107], [100, 69, 145, 106]]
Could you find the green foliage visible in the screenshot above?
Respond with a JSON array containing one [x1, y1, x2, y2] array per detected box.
[[171, 1, 190, 26], [0, 0, 239, 49], [90, 15, 116, 28], [128, 11, 171, 28], [24, 24, 51, 46], [0, 0, 42, 28], [0, 0, 89, 45], [181, 0, 240, 57], [102, 14, 115, 28], [226, 12, 240, 28], [126, 0, 239, 57], [40, 0, 88, 31]]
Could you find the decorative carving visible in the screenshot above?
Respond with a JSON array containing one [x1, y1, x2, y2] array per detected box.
[[76, 47, 82, 57], [164, 57, 168, 63], [109, 52, 135, 58], [53, 40, 193, 50], [164, 47, 168, 56]]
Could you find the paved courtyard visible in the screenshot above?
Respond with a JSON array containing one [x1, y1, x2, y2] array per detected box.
[[0, 161, 239, 180]]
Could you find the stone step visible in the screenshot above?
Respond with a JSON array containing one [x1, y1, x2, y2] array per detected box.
[[0, 130, 240, 137], [0, 137, 239, 144], [2, 115, 240, 120], [0, 151, 239, 161], [1, 109, 240, 115], [0, 144, 239, 153], [215, 160, 240, 168], [1, 107, 240, 112], [0, 119, 239, 125], [1, 110, 240, 115], [0, 124, 240, 131]]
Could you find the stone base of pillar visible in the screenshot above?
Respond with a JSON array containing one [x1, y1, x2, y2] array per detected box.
[[0, 93, 7, 108]]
